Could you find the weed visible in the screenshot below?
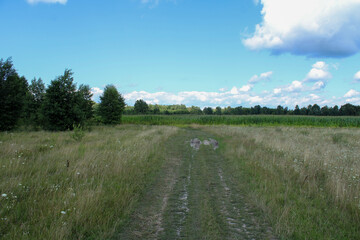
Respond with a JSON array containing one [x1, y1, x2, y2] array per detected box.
[[70, 124, 85, 141]]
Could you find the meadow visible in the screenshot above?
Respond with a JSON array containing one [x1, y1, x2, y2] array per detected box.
[[0, 125, 178, 239], [122, 114, 360, 127], [1, 121, 360, 239]]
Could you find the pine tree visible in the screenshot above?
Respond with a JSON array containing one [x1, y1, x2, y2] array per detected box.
[[0, 58, 28, 131]]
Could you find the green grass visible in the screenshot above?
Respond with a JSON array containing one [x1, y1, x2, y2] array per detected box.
[[206, 126, 360, 239], [122, 114, 360, 127], [0, 125, 178, 239], [2, 124, 360, 239]]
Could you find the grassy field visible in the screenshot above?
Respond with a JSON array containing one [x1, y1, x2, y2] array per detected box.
[[1, 123, 360, 239], [0, 125, 178, 239], [207, 126, 360, 239], [122, 114, 360, 127]]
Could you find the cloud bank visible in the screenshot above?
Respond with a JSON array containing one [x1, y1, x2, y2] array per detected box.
[[26, 0, 67, 4], [243, 0, 360, 57], [92, 62, 360, 107]]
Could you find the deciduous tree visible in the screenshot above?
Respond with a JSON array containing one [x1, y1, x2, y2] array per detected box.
[[97, 85, 125, 124]]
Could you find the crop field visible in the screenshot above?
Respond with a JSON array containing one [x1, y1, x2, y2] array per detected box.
[[122, 114, 360, 127], [1, 123, 360, 239]]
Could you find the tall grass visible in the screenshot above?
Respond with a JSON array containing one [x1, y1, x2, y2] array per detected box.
[[123, 115, 360, 127], [0, 125, 178, 239], [207, 126, 360, 239]]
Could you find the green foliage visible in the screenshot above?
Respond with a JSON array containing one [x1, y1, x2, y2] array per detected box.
[[70, 124, 85, 141], [97, 85, 125, 124], [122, 115, 360, 127], [189, 106, 203, 115], [203, 107, 213, 115], [134, 99, 149, 114], [42, 69, 93, 131], [0, 58, 28, 131], [215, 106, 222, 115], [23, 78, 45, 128]]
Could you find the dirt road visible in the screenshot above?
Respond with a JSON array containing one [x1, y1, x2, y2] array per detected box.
[[117, 128, 276, 240]]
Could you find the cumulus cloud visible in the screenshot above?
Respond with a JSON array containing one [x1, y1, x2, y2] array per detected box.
[[243, 0, 360, 57], [249, 71, 273, 83], [89, 84, 357, 108], [344, 89, 360, 98], [311, 81, 326, 90], [305, 61, 332, 81], [222, 71, 271, 96], [91, 87, 104, 101], [122, 88, 349, 108], [273, 61, 331, 94], [26, 0, 67, 4], [354, 71, 360, 82]]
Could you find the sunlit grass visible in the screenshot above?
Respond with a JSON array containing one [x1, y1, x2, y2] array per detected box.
[[0, 125, 178, 239], [207, 126, 360, 239]]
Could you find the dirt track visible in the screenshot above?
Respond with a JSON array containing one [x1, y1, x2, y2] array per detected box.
[[117, 128, 276, 239]]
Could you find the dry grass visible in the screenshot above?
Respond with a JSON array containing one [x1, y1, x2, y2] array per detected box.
[[0, 125, 178, 239], [207, 126, 360, 239]]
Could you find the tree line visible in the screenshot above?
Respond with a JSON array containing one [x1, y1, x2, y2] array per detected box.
[[126, 100, 360, 116], [1, 57, 359, 131], [0, 58, 125, 131]]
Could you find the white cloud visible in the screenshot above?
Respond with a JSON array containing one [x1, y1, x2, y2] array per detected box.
[[285, 80, 304, 92], [345, 97, 360, 104], [249, 71, 273, 83], [311, 81, 326, 90], [91, 87, 104, 101], [273, 61, 331, 94], [344, 89, 360, 98], [354, 71, 360, 82], [239, 84, 253, 92], [26, 0, 67, 4], [273, 88, 282, 94], [84, 85, 357, 109], [230, 86, 239, 95], [305, 61, 331, 81], [243, 0, 360, 57]]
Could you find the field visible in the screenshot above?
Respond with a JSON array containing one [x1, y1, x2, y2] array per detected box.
[[1, 122, 360, 239], [122, 114, 360, 127]]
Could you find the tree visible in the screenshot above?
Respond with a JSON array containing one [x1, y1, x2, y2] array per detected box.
[[310, 104, 321, 115], [203, 107, 213, 115], [134, 99, 149, 114], [340, 103, 358, 116], [276, 105, 284, 115], [97, 85, 125, 124], [294, 105, 300, 115], [321, 105, 329, 116], [189, 106, 202, 115], [0, 58, 28, 131], [215, 106, 222, 115], [76, 84, 94, 122], [42, 69, 93, 130], [251, 105, 261, 115], [24, 78, 45, 127]]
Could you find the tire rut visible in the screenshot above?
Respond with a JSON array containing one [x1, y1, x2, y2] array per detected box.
[[116, 129, 277, 239]]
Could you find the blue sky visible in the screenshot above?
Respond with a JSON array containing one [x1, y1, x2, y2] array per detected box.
[[1, 0, 360, 108]]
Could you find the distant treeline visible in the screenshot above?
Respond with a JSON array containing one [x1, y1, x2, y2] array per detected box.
[[125, 100, 360, 116], [1, 57, 359, 132]]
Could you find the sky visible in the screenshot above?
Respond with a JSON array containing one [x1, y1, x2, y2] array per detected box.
[[1, 0, 360, 108]]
